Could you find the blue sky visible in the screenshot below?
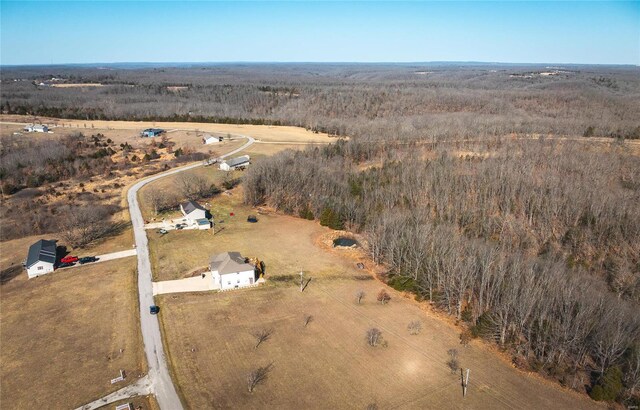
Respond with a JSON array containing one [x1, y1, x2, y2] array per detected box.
[[1, 1, 638, 65]]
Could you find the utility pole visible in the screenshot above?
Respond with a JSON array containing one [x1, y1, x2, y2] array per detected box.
[[461, 368, 470, 397], [300, 271, 304, 292]]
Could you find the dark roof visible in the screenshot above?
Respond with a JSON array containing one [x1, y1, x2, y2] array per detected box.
[[26, 239, 57, 268], [181, 200, 205, 215], [142, 128, 165, 134], [225, 155, 250, 168], [209, 252, 254, 275]]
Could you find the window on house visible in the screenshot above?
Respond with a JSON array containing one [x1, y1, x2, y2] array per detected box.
[[38, 266, 43, 270]]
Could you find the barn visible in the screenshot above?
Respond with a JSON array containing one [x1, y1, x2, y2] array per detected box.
[[209, 252, 256, 290], [25, 239, 57, 278], [203, 134, 223, 145], [219, 155, 250, 171], [23, 124, 49, 133], [141, 128, 165, 137]]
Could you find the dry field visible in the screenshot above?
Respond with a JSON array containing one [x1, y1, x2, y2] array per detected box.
[[0, 258, 144, 409], [106, 395, 159, 410], [157, 269, 599, 409], [0, 115, 337, 144], [147, 186, 353, 282]]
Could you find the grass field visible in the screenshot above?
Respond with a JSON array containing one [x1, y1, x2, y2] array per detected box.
[[157, 279, 599, 409], [0, 258, 144, 409]]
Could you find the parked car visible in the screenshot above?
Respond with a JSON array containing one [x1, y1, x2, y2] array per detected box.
[[60, 255, 79, 264], [158, 228, 168, 235], [247, 215, 258, 223], [57, 262, 75, 268], [175, 224, 185, 230], [79, 256, 98, 264], [150, 305, 160, 315]]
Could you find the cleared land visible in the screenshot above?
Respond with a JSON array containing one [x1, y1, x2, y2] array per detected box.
[[149, 176, 598, 409], [157, 262, 599, 409], [0, 259, 144, 409]]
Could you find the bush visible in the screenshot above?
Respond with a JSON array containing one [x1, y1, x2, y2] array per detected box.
[[319, 207, 343, 230], [387, 274, 418, 293], [589, 366, 623, 402], [298, 205, 314, 220]]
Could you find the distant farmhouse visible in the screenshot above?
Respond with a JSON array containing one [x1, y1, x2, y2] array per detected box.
[[25, 239, 57, 278], [23, 124, 49, 133], [219, 155, 250, 171], [180, 200, 211, 230], [203, 134, 223, 145], [141, 128, 165, 138], [209, 252, 256, 290]]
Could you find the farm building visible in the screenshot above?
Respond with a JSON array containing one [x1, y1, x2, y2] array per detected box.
[[23, 124, 49, 133], [180, 200, 207, 221], [209, 252, 256, 290], [219, 155, 250, 171], [25, 239, 57, 278], [203, 134, 223, 145], [141, 128, 165, 137]]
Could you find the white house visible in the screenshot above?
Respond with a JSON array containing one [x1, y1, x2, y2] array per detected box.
[[209, 252, 256, 290], [23, 124, 49, 133], [219, 155, 250, 171], [180, 200, 207, 221], [203, 134, 223, 145], [25, 239, 57, 278]]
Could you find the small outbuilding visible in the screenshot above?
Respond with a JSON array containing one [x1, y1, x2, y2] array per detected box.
[[203, 134, 223, 145], [141, 128, 165, 138], [25, 239, 57, 278], [23, 124, 49, 133], [219, 155, 250, 171], [209, 252, 256, 290], [180, 200, 207, 221]]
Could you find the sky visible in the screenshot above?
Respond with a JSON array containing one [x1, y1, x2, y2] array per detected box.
[[1, 1, 638, 65]]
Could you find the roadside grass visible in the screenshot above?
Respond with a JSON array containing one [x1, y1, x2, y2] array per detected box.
[[0, 259, 144, 409]]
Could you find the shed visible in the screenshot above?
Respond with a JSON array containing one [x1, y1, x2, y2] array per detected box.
[[25, 239, 57, 278], [219, 155, 250, 171], [23, 124, 49, 133], [141, 128, 165, 137], [203, 134, 223, 145]]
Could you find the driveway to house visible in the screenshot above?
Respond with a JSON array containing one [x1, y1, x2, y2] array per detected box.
[[126, 136, 254, 410], [58, 249, 138, 271]]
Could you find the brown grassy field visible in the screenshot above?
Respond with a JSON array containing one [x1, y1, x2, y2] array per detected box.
[[0, 258, 144, 409], [105, 395, 159, 410], [157, 278, 599, 409]]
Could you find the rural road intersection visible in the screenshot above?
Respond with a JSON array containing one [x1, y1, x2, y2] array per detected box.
[[126, 136, 255, 409]]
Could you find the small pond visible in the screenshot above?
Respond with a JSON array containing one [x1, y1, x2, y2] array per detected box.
[[333, 237, 359, 248]]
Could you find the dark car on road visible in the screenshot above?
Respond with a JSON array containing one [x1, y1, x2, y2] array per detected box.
[[247, 215, 258, 223], [57, 262, 75, 268], [79, 256, 98, 264], [150, 305, 160, 315]]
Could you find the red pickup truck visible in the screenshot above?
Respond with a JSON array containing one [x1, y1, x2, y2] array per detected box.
[[60, 255, 79, 264]]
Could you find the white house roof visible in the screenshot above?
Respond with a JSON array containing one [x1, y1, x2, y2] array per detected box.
[[224, 155, 250, 168], [26, 239, 57, 268], [209, 252, 254, 275]]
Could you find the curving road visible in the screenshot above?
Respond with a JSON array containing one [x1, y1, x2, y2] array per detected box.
[[127, 136, 254, 409]]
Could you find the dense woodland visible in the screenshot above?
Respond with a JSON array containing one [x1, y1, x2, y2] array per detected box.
[[2, 64, 640, 403]]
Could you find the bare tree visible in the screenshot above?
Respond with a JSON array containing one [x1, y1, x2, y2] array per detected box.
[[247, 363, 273, 392], [144, 188, 172, 215], [408, 320, 422, 335], [447, 348, 460, 374], [303, 314, 313, 327], [175, 173, 210, 201], [377, 289, 391, 305], [251, 328, 273, 349], [366, 328, 383, 347], [356, 290, 365, 304]]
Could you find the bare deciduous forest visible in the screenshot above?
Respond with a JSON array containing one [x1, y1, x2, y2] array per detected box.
[[2, 63, 640, 403]]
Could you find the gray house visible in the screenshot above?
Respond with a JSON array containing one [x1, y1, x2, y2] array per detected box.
[[25, 239, 57, 278]]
